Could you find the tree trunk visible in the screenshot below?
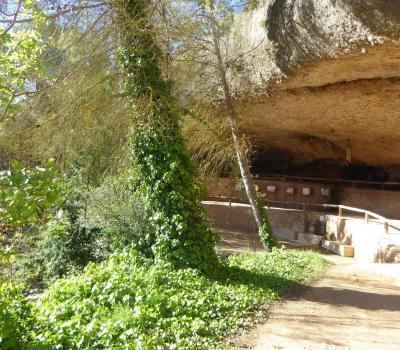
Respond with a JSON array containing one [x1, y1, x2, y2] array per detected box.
[[209, 10, 263, 231], [115, 0, 218, 269], [160, 0, 172, 79]]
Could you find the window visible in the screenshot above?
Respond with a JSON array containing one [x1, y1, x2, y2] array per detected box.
[[286, 187, 294, 195], [302, 187, 312, 196], [320, 187, 330, 197]]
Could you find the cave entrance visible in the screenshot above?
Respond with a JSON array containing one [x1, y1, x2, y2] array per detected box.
[[251, 148, 394, 185]]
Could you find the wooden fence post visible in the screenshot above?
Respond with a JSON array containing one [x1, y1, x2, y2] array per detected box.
[[384, 222, 389, 234], [303, 204, 307, 232]]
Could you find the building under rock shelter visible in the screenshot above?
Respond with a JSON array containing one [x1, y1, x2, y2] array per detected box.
[[204, 0, 400, 263]]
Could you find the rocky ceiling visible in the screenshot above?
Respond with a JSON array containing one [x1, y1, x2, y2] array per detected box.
[[241, 42, 400, 169], [229, 0, 400, 171]]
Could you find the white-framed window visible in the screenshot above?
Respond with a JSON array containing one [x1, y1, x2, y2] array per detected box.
[[320, 187, 330, 197], [302, 187, 312, 196], [286, 187, 294, 195]]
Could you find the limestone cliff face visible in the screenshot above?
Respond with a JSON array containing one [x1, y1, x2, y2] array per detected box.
[[230, 0, 400, 171]]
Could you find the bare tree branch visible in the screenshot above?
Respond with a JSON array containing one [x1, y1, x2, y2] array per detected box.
[[0, 1, 109, 24], [0, 0, 23, 39]]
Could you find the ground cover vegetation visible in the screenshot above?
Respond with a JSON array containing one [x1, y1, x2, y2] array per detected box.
[[1, 249, 324, 349], [1, 1, 324, 349]]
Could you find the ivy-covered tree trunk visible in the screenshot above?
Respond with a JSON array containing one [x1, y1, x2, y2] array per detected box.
[[114, 0, 218, 270]]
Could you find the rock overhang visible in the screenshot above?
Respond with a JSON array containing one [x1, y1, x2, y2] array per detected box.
[[229, 0, 400, 172]]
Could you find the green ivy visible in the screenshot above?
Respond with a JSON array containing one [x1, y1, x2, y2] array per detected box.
[[0, 283, 37, 349], [116, 0, 218, 270], [0, 248, 325, 349], [256, 195, 277, 251]]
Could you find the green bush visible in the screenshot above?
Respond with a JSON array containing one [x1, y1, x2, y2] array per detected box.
[[0, 160, 62, 227], [10, 187, 98, 287], [0, 248, 324, 349], [78, 177, 153, 260], [15, 219, 80, 286], [0, 161, 64, 284], [14, 177, 152, 286]]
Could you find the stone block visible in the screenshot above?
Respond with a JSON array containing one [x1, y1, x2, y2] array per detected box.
[[321, 239, 354, 257]]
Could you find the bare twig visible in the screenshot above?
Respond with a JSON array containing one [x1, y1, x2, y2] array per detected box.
[[0, 1, 109, 24], [0, 0, 23, 39]]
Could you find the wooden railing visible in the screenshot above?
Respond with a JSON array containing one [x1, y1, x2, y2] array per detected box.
[[335, 204, 398, 234], [203, 196, 400, 234]]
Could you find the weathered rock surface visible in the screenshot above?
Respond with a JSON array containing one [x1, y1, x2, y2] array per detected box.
[[230, 0, 400, 171]]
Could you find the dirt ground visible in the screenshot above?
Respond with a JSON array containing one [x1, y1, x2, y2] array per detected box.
[[216, 227, 400, 350], [231, 250, 400, 349]]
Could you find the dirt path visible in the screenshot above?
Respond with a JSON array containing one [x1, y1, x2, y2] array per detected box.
[[234, 255, 400, 350]]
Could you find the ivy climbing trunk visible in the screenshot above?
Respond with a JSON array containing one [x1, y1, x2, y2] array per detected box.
[[115, 0, 218, 269], [208, 5, 276, 250]]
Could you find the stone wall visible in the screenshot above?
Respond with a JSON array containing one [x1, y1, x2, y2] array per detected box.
[[326, 214, 400, 263], [204, 200, 400, 262], [342, 188, 400, 219], [204, 201, 322, 241]]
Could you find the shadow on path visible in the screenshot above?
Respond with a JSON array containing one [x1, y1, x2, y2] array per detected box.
[[289, 285, 400, 311]]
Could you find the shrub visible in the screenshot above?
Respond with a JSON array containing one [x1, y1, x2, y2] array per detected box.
[[15, 219, 80, 286], [78, 177, 153, 260], [11, 186, 98, 287], [14, 177, 152, 286], [0, 160, 62, 227], [0, 161, 64, 285]]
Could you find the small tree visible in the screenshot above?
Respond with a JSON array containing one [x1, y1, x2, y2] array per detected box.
[[169, 0, 276, 250], [114, 0, 218, 269]]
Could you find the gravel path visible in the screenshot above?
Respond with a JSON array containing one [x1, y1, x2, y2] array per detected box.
[[234, 255, 400, 350]]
